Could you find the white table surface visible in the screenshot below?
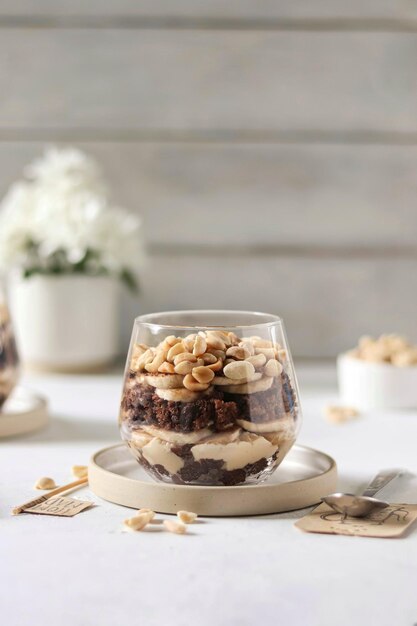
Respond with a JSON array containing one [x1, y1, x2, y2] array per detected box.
[[1, 364, 417, 626]]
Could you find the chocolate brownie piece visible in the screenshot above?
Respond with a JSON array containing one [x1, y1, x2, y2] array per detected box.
[[225, 374, 298, 422], [213, 398, 239, 430], [122, 372, 297, 434], [281, 371, 297, 414], [224, 378, 287, 423], [173, 451, 277, 486], [122, 380, 240, 433]]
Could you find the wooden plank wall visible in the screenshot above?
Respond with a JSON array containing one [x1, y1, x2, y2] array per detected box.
[[0, 2, 416, 357]]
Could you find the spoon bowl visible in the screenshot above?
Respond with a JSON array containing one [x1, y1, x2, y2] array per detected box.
[[322, 493, 390, 517]]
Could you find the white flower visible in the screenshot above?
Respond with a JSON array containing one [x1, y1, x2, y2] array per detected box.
[[26, 147, 107, 198], [0, 147, 143, 285]]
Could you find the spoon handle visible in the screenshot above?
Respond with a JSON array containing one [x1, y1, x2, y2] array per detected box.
[[361, 469, 402, 498]]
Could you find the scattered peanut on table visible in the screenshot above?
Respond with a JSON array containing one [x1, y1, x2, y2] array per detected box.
[[34, 477, 57, 490], [324, 405, 359, 424]]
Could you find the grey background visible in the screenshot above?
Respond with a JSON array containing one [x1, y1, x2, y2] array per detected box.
[[0, 1, 416, 357]]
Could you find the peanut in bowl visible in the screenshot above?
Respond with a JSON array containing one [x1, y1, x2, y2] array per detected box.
[[337, 334, 417, 411]]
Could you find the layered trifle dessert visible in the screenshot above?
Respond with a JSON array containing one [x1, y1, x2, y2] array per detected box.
[[0, 304, 19, 410], [120, 328, 300, 486]]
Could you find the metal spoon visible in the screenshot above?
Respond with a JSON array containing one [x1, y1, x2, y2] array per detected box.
[[322, 469, 402, 518]]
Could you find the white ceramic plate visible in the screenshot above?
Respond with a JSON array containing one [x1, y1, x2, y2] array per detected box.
[[0, 386, 48, 438], [89, 443, 337, 516]]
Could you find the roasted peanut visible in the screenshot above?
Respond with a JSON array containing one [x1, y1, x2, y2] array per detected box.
[[207, 330, 229, 341], [354, 333, 417, 365], [264, 359, 283, 377], [165, 335, 182, 347], [226, 346, 251, 360], [124, 514, 150, 532], [384, 334, 410, 353], [177, 510, 197, 524], [192, 365, 215, 384], [136, 509, 156, 522], [132, 343, 148, 358], [174, 358, 203, 374], [183, 334, 198, 351], [202, 353, 217, 365], [193, 334, 207, 357], [136, 348, 155, 371], [208, 349, 226, 361], [255, 347, 276, 359], [158, 361, 176, 374], [324, 405, 359, 424], [223, 360, 255, 380], [164, 520, 187, 534], [71, 465, 88, 479], [246, 353, 267, 368], [174, 352, 198, 365], [174, 360, 196, 375], [206, 334, 226, 351], [238, 341, 255, 356], [207, 358, 223, 372], [167, 342, 186, 362], [34, 477, 56, 490], [361, 344, 390, 363], [183, 374, 209, 391], [391, 349, 417, 367], [145, 350, 167, 373], [277, 349, 287, 362], [252, 339, 273, 349]]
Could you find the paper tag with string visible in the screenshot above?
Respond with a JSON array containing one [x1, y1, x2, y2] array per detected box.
[[23, 496, 93, 517], [295, 503, 417, 538]]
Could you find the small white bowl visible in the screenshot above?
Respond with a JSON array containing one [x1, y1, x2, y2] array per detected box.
[[337, 353, 417, 410]]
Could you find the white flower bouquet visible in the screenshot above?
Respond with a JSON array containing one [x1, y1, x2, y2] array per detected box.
[[0, 147, 143, 291]]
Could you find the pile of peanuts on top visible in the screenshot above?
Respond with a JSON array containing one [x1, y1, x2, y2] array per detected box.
[[348, 334, 417, 367], [130, 330, 287, 392]]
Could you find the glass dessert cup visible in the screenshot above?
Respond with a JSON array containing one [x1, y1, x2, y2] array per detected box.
[[119, 311, 302, 486], [0, 284, 19, 411]]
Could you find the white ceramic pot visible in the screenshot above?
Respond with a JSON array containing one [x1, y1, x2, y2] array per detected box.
[[337, 353, 417, 410], [9, 274, 119, 372]]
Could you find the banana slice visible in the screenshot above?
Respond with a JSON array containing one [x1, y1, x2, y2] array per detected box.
[[212, 372, 262, 386], [130, 430, 153, 447], [145, 374, 184, 389], [140, 424, 214, 445], [223, 376, 273, 395], [155, 387, 205, 402], [236, 417, 287, 433], [213, 376, 242, 386]]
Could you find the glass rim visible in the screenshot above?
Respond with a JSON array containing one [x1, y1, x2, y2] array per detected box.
[[134, 309, 283, 331]]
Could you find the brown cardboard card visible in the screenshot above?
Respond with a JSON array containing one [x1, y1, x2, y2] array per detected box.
[[24, 496, 93, 517], [295, 503, 417, 538]]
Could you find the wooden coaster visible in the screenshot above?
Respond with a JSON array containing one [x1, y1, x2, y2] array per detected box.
[[89, 443, 337, 517], [0, 387, 48, 438]]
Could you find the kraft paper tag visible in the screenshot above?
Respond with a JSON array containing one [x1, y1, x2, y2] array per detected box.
[[295, 503, 417, 538], [24, 496, 93, 517]]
